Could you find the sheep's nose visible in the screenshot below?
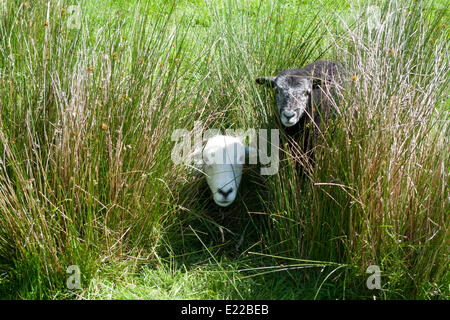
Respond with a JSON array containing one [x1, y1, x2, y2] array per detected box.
[[283, 110, 295, 119], [217, 187, 233, 199]]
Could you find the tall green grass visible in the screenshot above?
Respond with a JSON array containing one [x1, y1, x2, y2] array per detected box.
[[263, 0, 449, 298], [0, 0, 207, 297], [0, 0, 447, 299]]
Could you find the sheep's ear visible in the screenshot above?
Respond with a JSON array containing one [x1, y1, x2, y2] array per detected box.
[[255, 76, 276, 88]]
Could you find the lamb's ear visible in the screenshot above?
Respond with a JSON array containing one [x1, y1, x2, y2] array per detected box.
[[255, 76, 276, 88], [245, 146, 258, 164]]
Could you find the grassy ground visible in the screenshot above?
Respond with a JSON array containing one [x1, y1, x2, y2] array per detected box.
[[0, 0, 448, 300]]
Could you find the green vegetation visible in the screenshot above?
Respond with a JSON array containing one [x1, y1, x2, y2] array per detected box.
[[0, 0, 448, 299]]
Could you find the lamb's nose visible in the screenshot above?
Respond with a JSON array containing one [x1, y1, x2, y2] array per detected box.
[[283, 110, 295, 119], [217, 187, 233, 199]]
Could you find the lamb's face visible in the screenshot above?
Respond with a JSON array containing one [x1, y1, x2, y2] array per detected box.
[[202, 136, 246, 207], [256, 74, 313, 127], [274, 76, 312, 127]]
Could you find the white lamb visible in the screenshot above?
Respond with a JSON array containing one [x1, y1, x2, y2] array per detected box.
[[193, 135, 256, 207]]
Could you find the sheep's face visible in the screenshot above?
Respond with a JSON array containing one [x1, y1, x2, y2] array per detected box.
[[256, 74, 312, 127], [201, 136, 246, 207]]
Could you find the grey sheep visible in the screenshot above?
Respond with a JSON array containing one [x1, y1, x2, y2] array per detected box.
[[256, 60, 344, 130]]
